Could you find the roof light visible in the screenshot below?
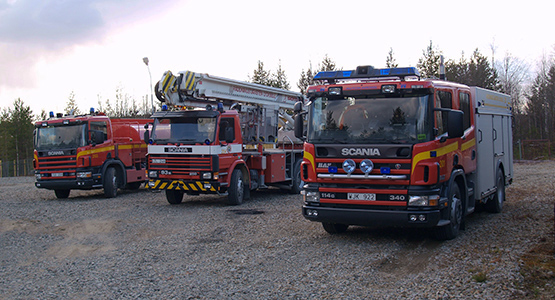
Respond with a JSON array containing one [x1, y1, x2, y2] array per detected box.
[[90, 107, 95, 114], [313, 66, 420, 82], [162, 104, 168, 111], [49, 111, 54, 118]]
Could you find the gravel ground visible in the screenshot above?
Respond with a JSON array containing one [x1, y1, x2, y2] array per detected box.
[[0, 161, 554, 299]]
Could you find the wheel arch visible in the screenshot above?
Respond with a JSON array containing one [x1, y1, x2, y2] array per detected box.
[[446, 168, 469, 215], [227, 160, 250, 189], [101, 159, 127, 188]]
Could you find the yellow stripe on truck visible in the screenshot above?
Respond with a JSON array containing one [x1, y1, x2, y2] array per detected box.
[[411, 141, 459, 174]]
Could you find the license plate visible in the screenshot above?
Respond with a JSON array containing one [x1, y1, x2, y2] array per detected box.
[[348, 193, 376, 201], [52, 173, 64, 177]]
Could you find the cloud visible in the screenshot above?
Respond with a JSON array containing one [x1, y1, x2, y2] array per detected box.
[[0, 0, 174, 90]]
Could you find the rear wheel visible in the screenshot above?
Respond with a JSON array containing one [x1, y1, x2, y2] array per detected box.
[[435, 183, 463, 240], [322, 222, 349, 234], [103, 167, 118, 198], [166, 190, 184, 205], [54, 189, 70, 199], [485, 169, 504, 213], [227, 169, 244, 205]]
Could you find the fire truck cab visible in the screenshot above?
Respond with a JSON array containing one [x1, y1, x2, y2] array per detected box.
[[295, 66, 512, 240]]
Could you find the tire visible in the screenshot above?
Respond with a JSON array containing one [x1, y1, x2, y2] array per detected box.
[[435, 183, 463, 240], [485, 169, 505, 213], [322, 222, 349, 234], [126, 182, 142, 190], [227, 169, 244, 205], [103, 167, 118, 198], [166, 190, 184, 205], [290, 159, 304, 194], [54, 189, 70, 199]]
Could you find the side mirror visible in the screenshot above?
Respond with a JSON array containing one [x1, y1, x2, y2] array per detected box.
[[447, 110, 464, 138], [294, 113, 304, 140], [144, 130, 150, 144]]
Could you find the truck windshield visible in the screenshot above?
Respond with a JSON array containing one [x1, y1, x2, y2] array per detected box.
[[35, 124, 87, 150], [151, 116, 217, 144], [307, 95, 431, 144]]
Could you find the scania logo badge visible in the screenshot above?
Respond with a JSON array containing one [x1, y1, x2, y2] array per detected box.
[[341, 148, 381, 156]]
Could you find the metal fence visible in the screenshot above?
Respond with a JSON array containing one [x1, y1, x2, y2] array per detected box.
[[0, 158, 34, 177]]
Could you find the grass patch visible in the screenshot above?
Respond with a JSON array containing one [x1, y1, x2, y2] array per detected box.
[[518, 236, 555, 299]]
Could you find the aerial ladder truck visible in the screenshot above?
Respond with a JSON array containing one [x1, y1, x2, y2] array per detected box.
[[144, 69, 305, 205]]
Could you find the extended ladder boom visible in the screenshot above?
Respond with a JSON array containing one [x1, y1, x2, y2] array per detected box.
[[156, 70, 303, 110]]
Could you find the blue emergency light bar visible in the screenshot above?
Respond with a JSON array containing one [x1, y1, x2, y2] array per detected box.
[[313, 66, 420, 82]]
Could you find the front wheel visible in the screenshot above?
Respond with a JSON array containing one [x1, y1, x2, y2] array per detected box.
[[103, 167, 118, 198], [434, 184, 463, 240], [54, 189, 70, 199], [166, 190, 184, 205], [322, 223, 349, 234], [227, 169, 244, 205]]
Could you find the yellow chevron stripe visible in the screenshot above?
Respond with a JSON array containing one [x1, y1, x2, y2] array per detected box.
[[161, 72, 176, 93], [195, 181, 204, 191], [184, 71, 195, 90]]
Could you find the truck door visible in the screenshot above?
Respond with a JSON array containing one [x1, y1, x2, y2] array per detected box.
[[475, 113, 495, 199]]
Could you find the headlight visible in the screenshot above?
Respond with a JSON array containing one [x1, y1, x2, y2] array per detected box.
[[342, 159, 356, 174], [76, 171, 92, 178], [201, 172, 212, 179], [359, 159, 374, 174], [408, 195, 440, 206], [148, 170, 158, 178], [304, 191, 320, 203], [152, 158, 166, 164], [35, 173, 41, 180]]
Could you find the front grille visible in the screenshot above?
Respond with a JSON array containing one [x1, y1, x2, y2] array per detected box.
[[149, 154, 213, 176], [36, 155, 77, 179]]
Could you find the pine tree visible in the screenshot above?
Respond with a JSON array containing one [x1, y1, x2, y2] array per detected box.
[[417, 41, 442, 79], [318, 54, 337, 72], [269, 60, 291, 90], [445, 49, 499, 90], [385, 48, 398, 68], [297, 64, 314, 95], [249, 60, 271, 86], [64, 91, 82, 116]]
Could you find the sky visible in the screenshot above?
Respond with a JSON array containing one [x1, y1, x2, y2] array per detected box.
[[1, 0, 554, 117]]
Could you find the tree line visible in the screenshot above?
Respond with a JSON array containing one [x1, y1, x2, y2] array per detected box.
[[1, 40, 554, 171]]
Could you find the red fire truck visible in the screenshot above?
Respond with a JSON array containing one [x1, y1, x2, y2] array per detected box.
[[34, 110, 151, 199], [294, 66, 513, 240], [145, 70, 304, 205]]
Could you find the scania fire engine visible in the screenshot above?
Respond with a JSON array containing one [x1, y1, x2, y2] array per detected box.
[[145, 70, 304, 205], [34, 110, 151, 199], [294, 65, 513, 240]]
